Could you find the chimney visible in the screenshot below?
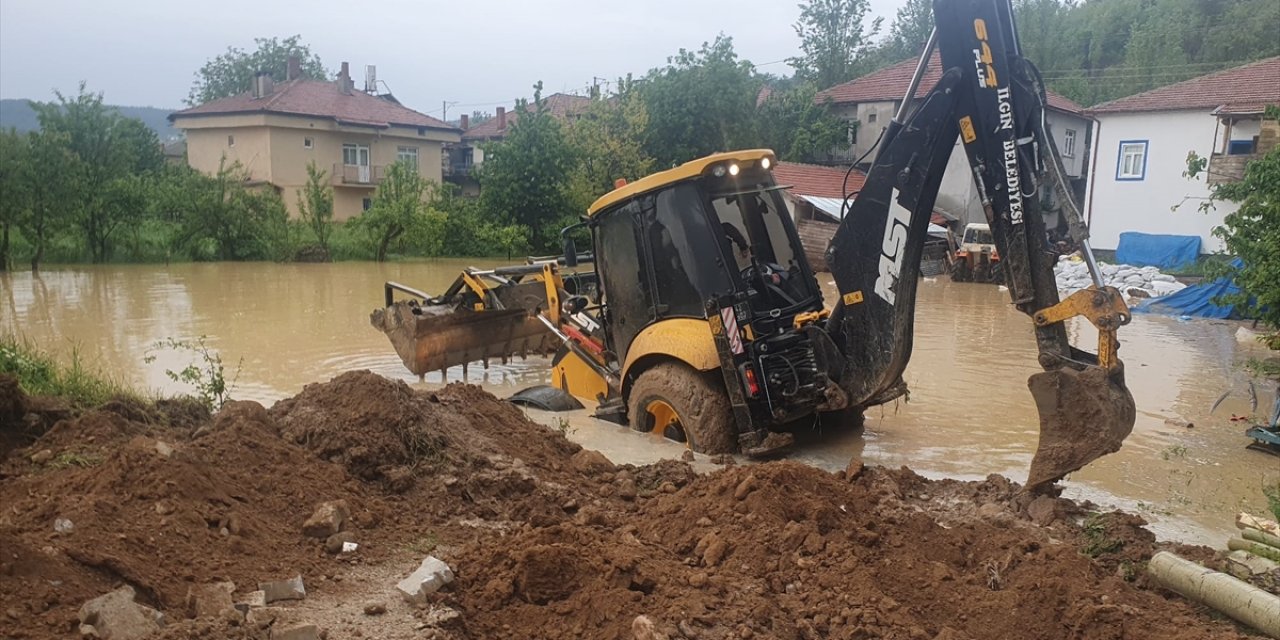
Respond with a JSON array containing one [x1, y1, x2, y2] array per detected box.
[[459, 114, 469, 130], [338, 62, 352, 95], [496, 106, 506, 130], [286, 55, 301, 81], [252, 71, 274, 98]]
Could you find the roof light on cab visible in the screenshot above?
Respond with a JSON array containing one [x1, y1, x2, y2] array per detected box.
[[760, 157, 772, 170], [728, 163, 740, 176]]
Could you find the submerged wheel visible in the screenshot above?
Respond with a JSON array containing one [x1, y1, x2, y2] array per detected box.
[[628, 361, 737, 454], [951, 261, 971, 282]]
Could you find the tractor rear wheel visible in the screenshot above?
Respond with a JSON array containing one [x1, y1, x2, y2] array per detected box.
[[628, 361, 737, 454]]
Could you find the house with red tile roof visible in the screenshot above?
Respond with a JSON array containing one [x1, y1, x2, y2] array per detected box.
[[815, 53, 1091, 225], [170, 62, 460, 220], [445, 93, 594, 196], [1083, 57, 1280, 253], [772, 161, 954, 270]]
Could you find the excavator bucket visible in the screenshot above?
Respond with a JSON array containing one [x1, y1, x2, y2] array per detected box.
[[1027, 366, 1136, 489], [371, 301, 555, 377], [371, 268, 574, 377]]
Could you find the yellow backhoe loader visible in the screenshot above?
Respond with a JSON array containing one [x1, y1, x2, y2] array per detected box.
[[372, 0, 1137, 490]]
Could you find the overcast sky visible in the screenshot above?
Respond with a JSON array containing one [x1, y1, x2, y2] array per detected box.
[[0, 0, 907, 117]]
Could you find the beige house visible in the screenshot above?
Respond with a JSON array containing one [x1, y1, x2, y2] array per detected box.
[[170, 62, 460, 220]]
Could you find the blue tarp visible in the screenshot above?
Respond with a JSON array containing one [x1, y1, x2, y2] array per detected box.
[[1114, 232, 1201, 269], [1134, 258, 1243, 319]]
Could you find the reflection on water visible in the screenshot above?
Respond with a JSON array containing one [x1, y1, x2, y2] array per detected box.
[[2, 264, 1276, 545]]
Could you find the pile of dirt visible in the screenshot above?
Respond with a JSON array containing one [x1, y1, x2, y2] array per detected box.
[[446, 462, 1247, 640], [0, 370, 1259, 640]]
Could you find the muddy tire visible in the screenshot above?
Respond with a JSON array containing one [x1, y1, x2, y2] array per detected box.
[[628, 361, 737, 454], [951, 260, 971, 282]]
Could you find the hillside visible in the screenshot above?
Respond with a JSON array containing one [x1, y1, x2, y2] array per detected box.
[[0, 99, 179, 139]]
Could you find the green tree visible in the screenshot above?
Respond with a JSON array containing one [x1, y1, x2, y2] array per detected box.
[[1185, 128, 1280, 333], [297, 161, 335, 253], [188, 35, 326, 106], [157, 159, 288, 260], [754, 84, 848, 163], [0, 128, 28, 271], [31, 84, 163, 262], [881, 0, 934, 61], [564, 83, 655, 213], [350, 161, 445, 261], [788, 0, 883, 89], [16, 131, 78, 271], [640, 36, 760, 166], [477, 83, 578, 250]]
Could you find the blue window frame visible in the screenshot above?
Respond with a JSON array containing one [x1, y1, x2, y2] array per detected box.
[[1116, 140, 1148, 181]]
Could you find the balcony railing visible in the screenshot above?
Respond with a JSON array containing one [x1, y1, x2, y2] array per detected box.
[[332, 163, 385, 187], [1206, 153, 1257, 185]]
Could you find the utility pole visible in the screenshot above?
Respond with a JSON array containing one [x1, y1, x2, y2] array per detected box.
[[442, 100, 458, 122]]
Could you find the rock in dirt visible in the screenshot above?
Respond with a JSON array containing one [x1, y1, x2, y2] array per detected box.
[[0, 374, 28, 426], [302, 500, 350, 538], [632, 615, 669, 640], [78, 586, 163, 640], [29, 449, 53, 465], [259, 575, 306, 603], [396, 556, 455, 604], [571, 449, 615, 475], [362, 601, 387, 616], [185, 581, 236, 619], [238, 591, 267, 609], [271, 623, 322, 640], [324, 530, 357, 554], [844, 457, 865, 480]]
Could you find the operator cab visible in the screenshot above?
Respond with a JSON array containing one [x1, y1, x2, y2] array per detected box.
[[586, 152, 821, 364]]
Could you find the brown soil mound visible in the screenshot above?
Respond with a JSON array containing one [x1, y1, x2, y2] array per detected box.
[[0, 371, 1257, 640]]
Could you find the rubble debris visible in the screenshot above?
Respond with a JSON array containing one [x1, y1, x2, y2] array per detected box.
[[184, 581, 235, 619], [323, 531, 357, 554], [271, 623, 322, 640], [396, 556, 455, 603], [1055, 257, 1187, 299], [78, 586, 163, 640], [259, 575, 306, 603], [302, 500, 349, 538]]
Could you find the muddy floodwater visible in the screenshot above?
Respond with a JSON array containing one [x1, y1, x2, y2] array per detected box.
[[3, 261, 1276, 545]]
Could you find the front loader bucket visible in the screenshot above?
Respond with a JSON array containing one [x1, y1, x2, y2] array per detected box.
[[371, 301, 556, 377], [1026, 366, 1136, 490]]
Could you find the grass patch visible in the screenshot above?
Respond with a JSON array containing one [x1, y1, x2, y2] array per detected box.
[[1264, 478, 1280, 522], [47, 451, 103, 469], [405, 532, 440, 556], [0, 334, 143, 408], [1082, 513, 1123, 557]]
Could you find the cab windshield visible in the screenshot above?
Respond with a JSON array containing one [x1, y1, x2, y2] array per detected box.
[[963, 227, 995, 245], [705, 179, 818, 313]]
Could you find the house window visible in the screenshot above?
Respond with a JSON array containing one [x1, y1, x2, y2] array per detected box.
[[227, 135, 235, 147], [362, 197, 373, 211], [867, 112, 877, 123], [1063, 129, 1077, 157], [303, 137, 313, 149], [397, 146, 419, 170], [342, 143, 369, 166], [848, 124, 857, 146], [1116, 140, 1147, 181]]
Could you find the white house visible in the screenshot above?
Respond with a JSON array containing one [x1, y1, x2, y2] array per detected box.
[[1084, 57, 1280, 253], [815, 53, 1091, 225]]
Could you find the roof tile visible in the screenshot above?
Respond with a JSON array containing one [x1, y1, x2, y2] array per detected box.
[[1088, 57, 1280, 114], [773, 161, 865, 199], [171, 79, 456, 131], [816, 53, 1083, 114], [461, 93, 593, 141]]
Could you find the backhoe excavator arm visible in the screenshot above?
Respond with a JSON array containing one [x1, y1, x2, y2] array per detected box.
[[824, 0, 1136, 490]]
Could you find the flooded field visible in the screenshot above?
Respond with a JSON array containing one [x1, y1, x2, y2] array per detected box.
[[2, 261, 1276, 545]]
